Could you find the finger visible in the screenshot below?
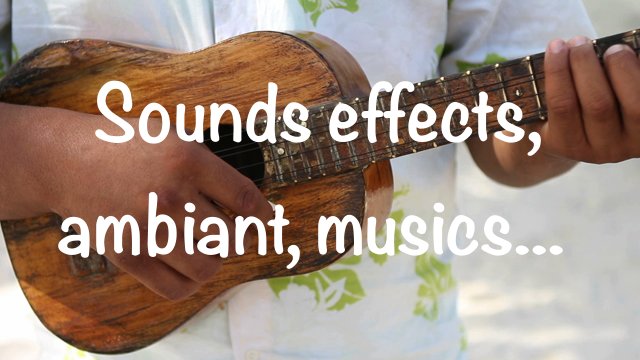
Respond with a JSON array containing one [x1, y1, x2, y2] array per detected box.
[[157, 234, 223, 284], [568, 36, 623, 154], [186, 196, 258, 261], [194, 148, 273, 223], [109, 252, 200, 301], [157, 198, 230, 283], [189, 196, 236, 244], [542, 39, 588, 157], [604, 44, 640, 150]]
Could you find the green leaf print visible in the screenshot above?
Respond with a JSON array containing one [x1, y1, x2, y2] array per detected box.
[[0, 51, 6, 78], [64, 345, 96, 360], [12, 43, 19, 64], [268, 267, 365, 311], [267, 186, 410, 311], [298, 0, 360, 26], [337, 253, 362, 265], [456, 53, 508, 73], [269, 184, 456, 320], [268, 276, 293, 297], [435, 44, 445, 59], [434, 43, 454, 60], [370, 208, 404, 265], [370, 187, 410, 265], [413, 253, 456, 321], [460, 324, 469, 351], [0, 43, 19, 78], [322, 268, 366, 310]]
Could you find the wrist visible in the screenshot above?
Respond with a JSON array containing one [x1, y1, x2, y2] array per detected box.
[[0, 104, 87, 218]]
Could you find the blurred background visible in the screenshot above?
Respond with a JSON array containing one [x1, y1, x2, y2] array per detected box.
[[455, 1, 640, 359], [0, 1, 639, 360]]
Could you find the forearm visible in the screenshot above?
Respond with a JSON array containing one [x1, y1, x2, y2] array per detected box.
[[0, 102, 68, 219], [466, 129, 577, 188]]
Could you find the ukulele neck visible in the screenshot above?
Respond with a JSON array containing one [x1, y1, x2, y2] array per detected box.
[[265, 29, 640, 184]]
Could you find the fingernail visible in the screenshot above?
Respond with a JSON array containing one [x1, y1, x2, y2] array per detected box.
[[568, 36, 589, 47], [604, 44, 635, 58], [549, 39, 566, 54]]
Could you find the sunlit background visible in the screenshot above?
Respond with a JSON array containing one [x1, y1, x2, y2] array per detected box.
[[0, 1, 638, 359], [455, 1, 640, 359]]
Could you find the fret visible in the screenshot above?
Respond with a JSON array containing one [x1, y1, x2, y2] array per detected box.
[[500, 60, 538, 123], [329, 140, 342, 171], [464, 71, 480, 108], [338, 100, 359, 166], [416, 82, 428, 104], [345, 132, 358, 166], [633, 29, 639, 50], [404, 82, 423, 107], [268, 144, 285, 183], [325, 106, 343, 171], [395, 91, 415, 154], [525, 56, 545, 120], [378, 95, 398, 157], [293, 115, 313, 179], [409, 82, 428, 153], [497, 63, 523, 122], [399, 91, 408, 108], [357, 105, 377, 163], [279, 116, 299, 182], [437, 77, 454, 131], [350, 100, 367, 166], [309, 108, 327, 175], [298, 139, 313, 179], [310, 134, 326, 176], [377, 94, 387, 112], [494, 64, 509, 103], [415, 82, 436, 151], [437, 77, 452, 104], [464, 70, 486, 138], [317, 105, 341, 174]]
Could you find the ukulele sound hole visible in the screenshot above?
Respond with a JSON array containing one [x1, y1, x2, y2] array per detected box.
[[204, 125, 265, 186]]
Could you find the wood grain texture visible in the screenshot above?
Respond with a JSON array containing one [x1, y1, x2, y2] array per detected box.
[[0, 31, 393, 353]]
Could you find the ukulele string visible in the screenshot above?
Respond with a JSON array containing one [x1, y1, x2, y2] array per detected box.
[[238, 87, 548, 185], [212, 69, 548, 165], [244, 99, 549, 186], [252, 94, 549, 185], [195, 31, 640, 181], [211, 56, 546, 155], [213, 67, 547, 160], [211, 30, 639, 156], [224, 78, 548, 179]]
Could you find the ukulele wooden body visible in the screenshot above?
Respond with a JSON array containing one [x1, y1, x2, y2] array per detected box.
[[0, 31, 393, 353]]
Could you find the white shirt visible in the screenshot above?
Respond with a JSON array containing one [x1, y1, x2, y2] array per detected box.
[[1, 1, 594, 359]]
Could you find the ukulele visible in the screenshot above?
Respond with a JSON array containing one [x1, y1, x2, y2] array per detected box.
[[1, 29, 638, 354]]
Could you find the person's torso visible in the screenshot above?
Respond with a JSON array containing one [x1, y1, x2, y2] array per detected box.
[[10, 1, 463, 359]]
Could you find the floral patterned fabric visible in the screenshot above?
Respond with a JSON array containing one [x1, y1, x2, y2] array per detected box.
[[1, 1, 594, 359]]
